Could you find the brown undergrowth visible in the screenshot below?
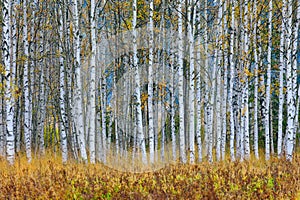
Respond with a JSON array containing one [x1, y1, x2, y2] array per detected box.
[[0, 153, 300, 199]]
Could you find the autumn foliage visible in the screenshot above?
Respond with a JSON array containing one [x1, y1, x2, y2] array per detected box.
[[0, 154, 300, 199]]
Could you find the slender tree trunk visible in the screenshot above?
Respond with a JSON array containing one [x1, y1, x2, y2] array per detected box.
[[59, 4, 68, 163], [285, 0, 295, 161], [0, 97, 5, 157], [133, 0, 147, 164], [177, 0, 186, 163], [243, 0, 250, 160], [101, 56, 107, 163], [30, 0, 38, 150], [292, 0, 300, 150], [215, 0, 223, 162], [73, 0, 87, 163], [3, 0, 15, 165], [229, 0, 236, 161], [39, 63, 47, 156], [196, 1, 202, 162], [264, 0, 272, 161], [221, 0, 228, 160], [278, 0, 286, 157], [148, 0, 155, 164], [170, 40, 176, 161], [253, 0, 259, 159], [160, 2, 166, 162], [11, 1, 18, 155], [89, 0, 97, 164], [203, 0, 209, 159], [187, 0, 196, 164], [23, 0, 32, 162]]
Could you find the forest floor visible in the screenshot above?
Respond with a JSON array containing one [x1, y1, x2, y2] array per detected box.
[[0, 153, 300, 199]]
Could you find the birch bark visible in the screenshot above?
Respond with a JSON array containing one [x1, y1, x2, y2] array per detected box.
[[187, 0, 196, 163], [229, 0, 236, 161], [23, 0, 32, 162], [253, 0, 259, 159], [59, 4, 68, 163], [148, 0, 155, 164], [285, 0, 294, 161], [265, 0, 272, 161], [133, 0, 147, 164], [89, 0, 97, 163], [178, 0, 186, 163], [73, 0, 88, 162], [278, 0, 286, 157], [3, 0, 15, 164]]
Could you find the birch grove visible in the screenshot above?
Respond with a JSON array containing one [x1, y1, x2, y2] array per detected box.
[[0, 0, 299, 166]]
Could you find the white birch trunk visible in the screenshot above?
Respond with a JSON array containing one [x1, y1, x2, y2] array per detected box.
[[253, 0, 259, 159], [0, 96, 5, 157], [203, 0, 209, 158], [11, 1, 18, 152], [29, 0, 37, 142], [187, 0, 195, 164], [229, 0, 236, 161], [178, 0, 186, 163], [292, 0, 300, 149], [285, 0, 295, 161], [3, 0, 15, 165], [170, 42, 176, 161], [196, 1, 202, 162], [159, 1, 166, 162], [36, 14, 46, 156], [89, 0, 97, 164], [148, 0, 155, 164], [221, 0, 228, 160], [73, 0, 87, 163], [100, 49, 107, 162], [23, 0, 32, 162], [265, 0, 272, 161], [215, 0, 223, 162], [133, 0, 147, 164], [278, 0, 286, 157], [243, 0, 250, 160], [59, 5, 68, 163]]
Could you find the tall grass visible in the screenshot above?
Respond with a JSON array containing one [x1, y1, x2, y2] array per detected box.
[[0, 151, 300, 199]]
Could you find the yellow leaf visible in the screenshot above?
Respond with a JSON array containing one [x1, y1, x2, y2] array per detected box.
[[244, 68, 253, 77]]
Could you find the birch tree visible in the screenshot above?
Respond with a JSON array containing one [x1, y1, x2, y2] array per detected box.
[[253, 0, 259, 159], [285, 0, 294, 161], [23, 0, 32, 162], [177, 0, 186, 163], [264, 0, 272, 161], [229, 0, 236, 161], [148, 0, 155, 164], [221, 0, 228, 160], [187, 0, 195, 164], [11, 1, 18, 153], [291, 0, 300, 148], [215, 0, 223, 162], [3, 0, 15, 164], [58, 3, 68, 163], [195, 0, 202, 162], [72, 0, 88, 163], [170, 34, 176, 161], [133, 0, 147, 164], [277, 0, 287, 157], [89, 0, 97, 164], [243, 0, 250, 160]]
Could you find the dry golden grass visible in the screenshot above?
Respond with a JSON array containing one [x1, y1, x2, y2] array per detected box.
[[0, 152, 300, 199]]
